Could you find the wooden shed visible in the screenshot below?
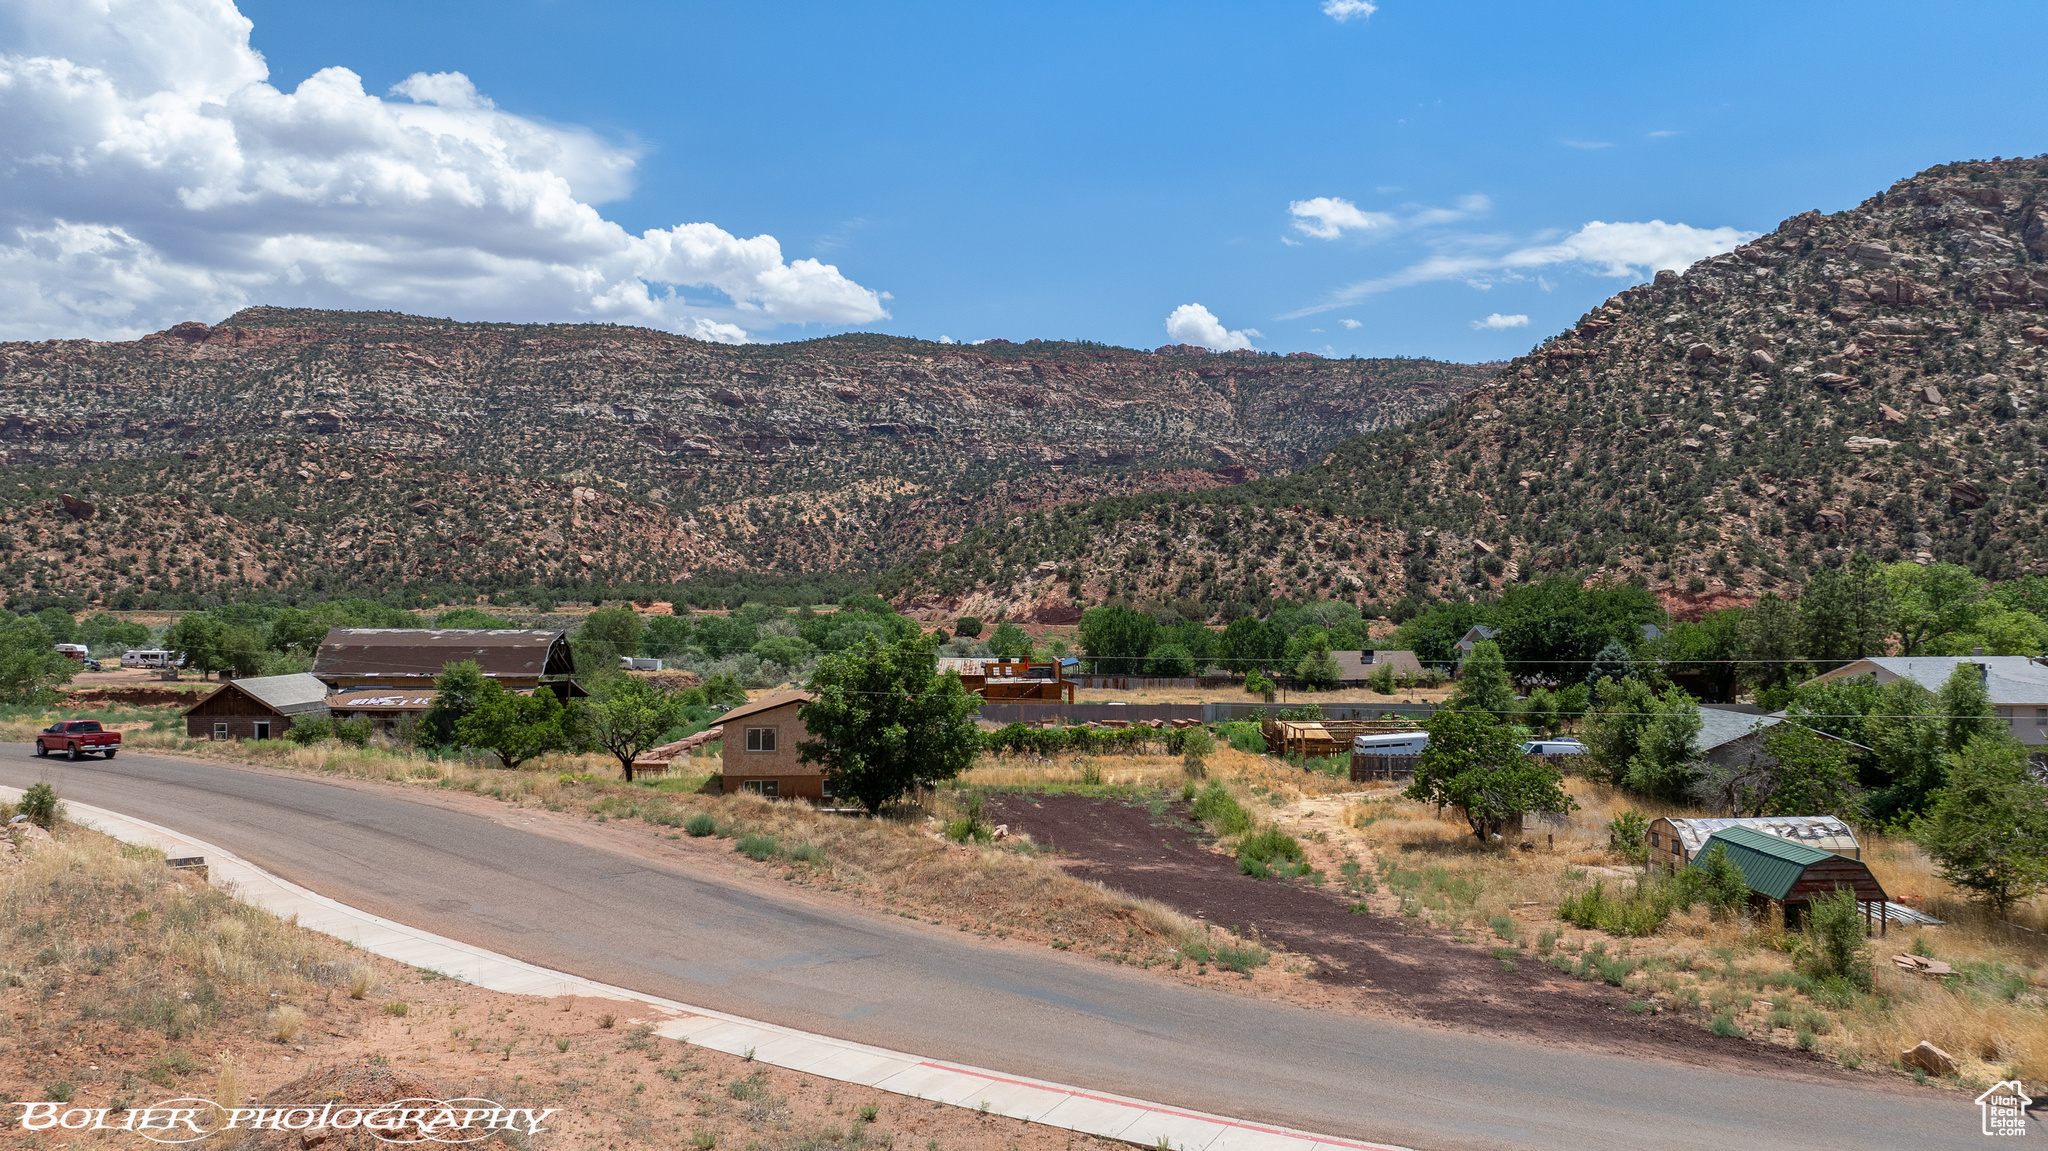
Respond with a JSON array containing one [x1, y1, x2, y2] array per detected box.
[[1693, 825, 1891, 934], [183, 673, 330, 741]]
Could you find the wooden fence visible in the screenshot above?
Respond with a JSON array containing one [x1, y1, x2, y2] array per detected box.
[[1350, 753, 1421, 781]]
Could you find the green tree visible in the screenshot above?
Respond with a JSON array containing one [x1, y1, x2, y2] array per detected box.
[[641, 614, 694, 661], [1492, 577, 1664, 685], [1585, 640, 1633, 687], [35, 607, 77, 646], [693, 615, 759, 659], [219, 623, 267, 678], [76, 612, 151, 654], [1798, 555, 1890, 669], [266, 608, 331, 655], [424, 660, 490, 746], [575, 605, 644, 670], [1148, 643, 1198, 678], [1077, 605, 1158, 674], [1218, 616, 1283, 674], [455, 679, 576, 769], [1757, 722, 1859, 816], [1388, 600, 1495, 668], [1625, 686, 1702, 802], [1647, 609, 1745, 701], [1520, 686, 1558, 736], [584, 676, 689, 781], [1582, 675, 1657, 785], [1698, 843, 1750, 921], [1291, 633, 1342, 690], [0, 613, 76, 703], [1882, 561, 1986, 655], [1448, 639, 1516, 719], [1405, 708, 1574, 842], [1736, 592, 1803, 702], [796, 632, 981, 814], [987, 620, 1032, 658], [952, 616, 983, 639], [432, 607, 503, 628], [1917, 734, 2048, 915], [162, 613, 229, 678], [1937, 660, 1998, 755]]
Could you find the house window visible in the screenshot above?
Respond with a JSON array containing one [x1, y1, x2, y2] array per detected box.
[[212, 722, 229, 741], [745, 727, 777, 753], [1998, 707, 2015, 725], [253, 721, 271, 741], [742, 779, 779, 798], [1649, 832, 1660, 849], [2035, 708, 2047, 728]]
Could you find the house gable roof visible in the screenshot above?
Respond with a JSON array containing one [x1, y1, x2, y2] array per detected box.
[[1813, 656, 2048, 706], [717, 691, 814, 727], [183, 673, 330, 717]]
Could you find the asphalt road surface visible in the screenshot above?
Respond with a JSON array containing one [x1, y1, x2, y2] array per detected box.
[[1, 748, 1988, 1150]]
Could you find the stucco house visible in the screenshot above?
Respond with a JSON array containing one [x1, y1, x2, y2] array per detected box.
[[716, 692, 823, 800]]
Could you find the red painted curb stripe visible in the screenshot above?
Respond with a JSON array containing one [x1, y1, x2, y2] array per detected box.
[[915, 1061, 1405, 1151]]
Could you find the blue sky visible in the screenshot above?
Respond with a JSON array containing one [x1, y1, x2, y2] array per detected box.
[[4, 1, 2042, 359]]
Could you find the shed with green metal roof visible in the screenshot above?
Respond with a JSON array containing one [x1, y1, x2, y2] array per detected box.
[[1691, 825, 1891, 934]]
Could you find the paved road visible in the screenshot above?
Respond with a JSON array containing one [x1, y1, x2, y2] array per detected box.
[[2, 749, 1986, 1150]]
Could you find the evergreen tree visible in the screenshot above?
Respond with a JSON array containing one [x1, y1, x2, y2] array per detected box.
[[1448, 640, 1517, 720], [1918, 733, 2048, 914], [1585, 640, 1633, 687]]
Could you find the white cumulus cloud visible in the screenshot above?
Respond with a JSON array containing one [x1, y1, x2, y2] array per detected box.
[[1339, 318, 1362, 329], [1322, 0, 1378, 22], [1165, 303, 1259, 352], [1471, 313, 1529, 330], [0, 0, 887, 341], [1288, 193, 1488, 241], [1285, 218, 1756, 317]]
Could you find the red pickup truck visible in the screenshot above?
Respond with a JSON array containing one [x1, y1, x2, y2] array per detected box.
[[35, 720, 121, 760]]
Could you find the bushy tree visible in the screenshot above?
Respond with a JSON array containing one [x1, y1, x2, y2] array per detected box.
[[1147, 643, 1197, 678], [1882, 561, 1986, 655], [35, 607, 77, 646], [1798, 555, 1890, 669], [988, 620, 1032, 658], [1292, 635, 1342, 689], [1736, 592, 1803, 702], [1520, 686, 1558, 736], [76, 612, 151, 655], [266, 608, 331, 655], [0, 613, 75, 703], [1917, 733, 2048, 915], [456, 679, 578, 769], [1582, 675, 1657, 785], [1492, 577, 1663, 684], [425, 660, 490, 747], [1406, 708, 1573, 842], [1218, 616, 1283, 674], [1937, 660, 1998, 755], [1448, 639, 1516, 719], [584, 676, 689, 781], [1695, 722, 1858, 817], [952, 616, 983, 639], [693, 614, 759, 659], [163, 613, 229, 678], [797, 632, 981, 814], [1625, 686, 1702, 802], [433, 607, 502, 628], [1646, 608, 1744, 701], [641, 614, 693, 661], [575, 605, 643, 670], [1077, 605, 1157, 674]]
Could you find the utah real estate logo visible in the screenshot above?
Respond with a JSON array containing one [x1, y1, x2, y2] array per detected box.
[[1978, 1080, 2034, 1138]]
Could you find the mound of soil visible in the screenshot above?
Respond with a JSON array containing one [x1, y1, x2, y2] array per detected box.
[[985, 793, 1827, 1072], [240, 1064, 486, 1150]]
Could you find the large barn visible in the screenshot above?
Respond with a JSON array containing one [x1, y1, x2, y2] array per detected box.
[[312, 628, 575, 692]]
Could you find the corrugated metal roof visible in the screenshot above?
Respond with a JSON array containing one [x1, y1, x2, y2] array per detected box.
[[1664, 816, 1859, 861], [1692, 825, 1836, 900], [186, 673, 330, 716], [312, 628, 573, 680]]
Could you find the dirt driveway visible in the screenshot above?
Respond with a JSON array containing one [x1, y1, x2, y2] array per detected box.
[[984, 792, 1830, 1072]]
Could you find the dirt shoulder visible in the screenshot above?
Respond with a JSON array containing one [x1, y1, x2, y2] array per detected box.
[[0, 826, 1140, 1151], [982, 791, 1852, 1080]]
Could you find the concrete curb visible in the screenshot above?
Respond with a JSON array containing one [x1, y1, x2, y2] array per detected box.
[[4, 788, 1412, 1151]]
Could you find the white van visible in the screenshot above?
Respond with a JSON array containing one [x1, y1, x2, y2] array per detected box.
[[1353, 731, 1429, 755], [121, 649, 177, 669]]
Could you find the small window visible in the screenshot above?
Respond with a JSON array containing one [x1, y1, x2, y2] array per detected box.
[[741, 780, 780, 798], [2035, 708, 2047, 727], [253, 721, 271, 741], [1998, 707, 2015, 723], [745, 727, 777, 753], [1649, 832, 1661, 849], [212, 722, 229, 742]]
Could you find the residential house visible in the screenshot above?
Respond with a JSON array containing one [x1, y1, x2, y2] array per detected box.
[[1453, 625, 1499, 660], [1808, 656, 2048, 747], [1331, 650, 1423, 687], [312, 628, 575, 693], [183, 673, 329, 741], [1648, 815, 1861, 875], [717, 692, 823, 800]]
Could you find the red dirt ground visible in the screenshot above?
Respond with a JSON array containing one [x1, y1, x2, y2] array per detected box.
[[984, 792, 1839, 1073]]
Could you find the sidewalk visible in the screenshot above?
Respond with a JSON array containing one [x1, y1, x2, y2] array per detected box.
[[3, 787, 1411, 1151]]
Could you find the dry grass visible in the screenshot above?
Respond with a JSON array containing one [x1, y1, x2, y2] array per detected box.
[[1324, 777, 2048, 1087]]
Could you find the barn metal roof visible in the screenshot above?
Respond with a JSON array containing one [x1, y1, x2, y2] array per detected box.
[[1662, 816, 1860, 861], [1691, 826, 1836, 901], [312, 628, 573, 680]]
